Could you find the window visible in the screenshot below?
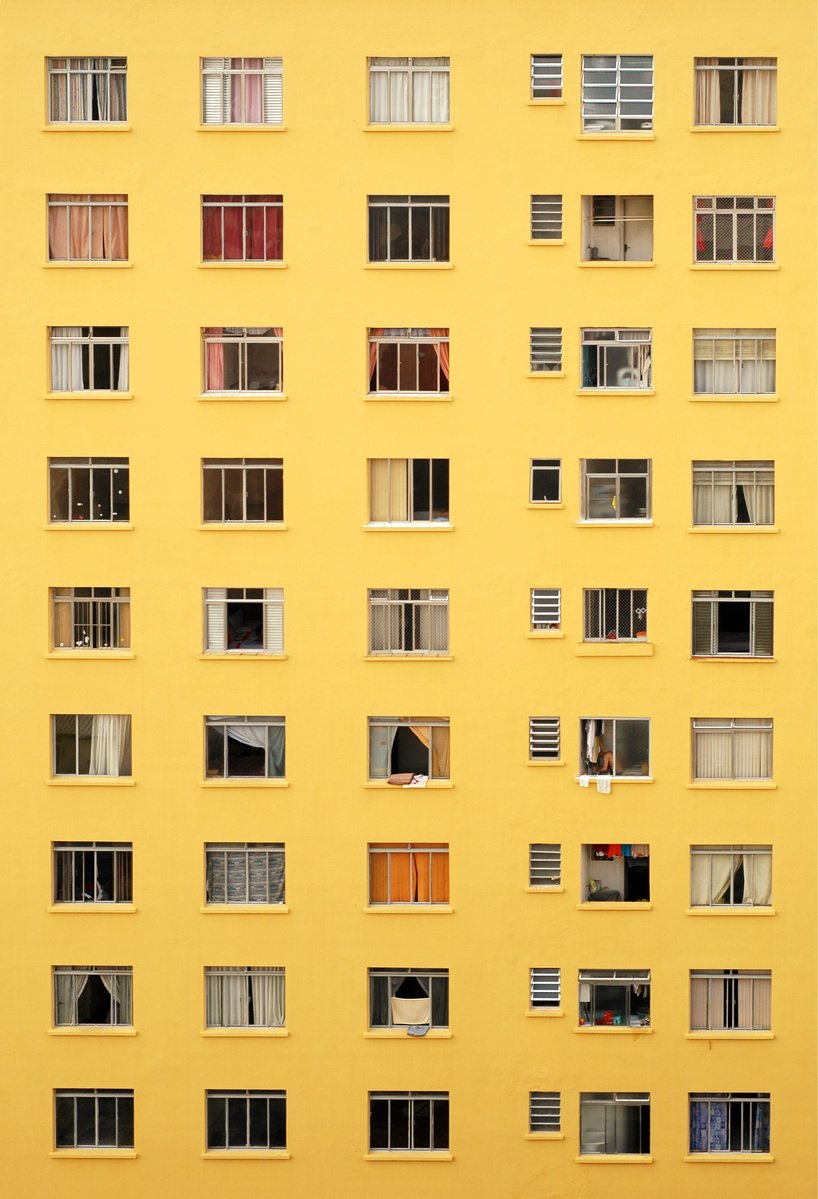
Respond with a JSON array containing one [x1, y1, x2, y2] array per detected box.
[[368, 329, 449, 394], [49, 327, 129, 392], [580, 718, 650, 777], [530, 195, 563, 240], [368, 459, 450, 524], [49, 457, 129, 523], [690, 970, 771, 1032], [202, 195, 283, 262], [530, 459, 561, 503], [369, 969, 449, 1029], [54, 966, 132, 1027], [529, 844, 561, 888], [205, 716, 285, 779], [369, 1093, 449, 1152], [205, 843, 285, 905], [583, 588, 647, 641], [202, 327, 282, 393], [580, 1093, 650, 1156], [55, 1090, 133, 1149], [52, 587, 130, 650], [368, 196, 449, 262], [693, 329, 775, 395], [581, 55, 654, 131], [578, 970, 650, 1028], [530, 968, 561, 1009], [202, 458, 283, 523], [530, 327, 562, 372], [693, 461, 774, 525], [206, 1091, 286, 1150], [48, 57, 127, 123], [201, 57, 283, 125], [531, 55, 563, 99], [690, 845, 772, 908], [530, 1093, 561, 1132], [689, 1094, 770, 1154], [581, 328, 652, 389], [368, 844, 450, 905], [531, 589, 561, 630], [368, 589, 449, 655], [53, 841, 132, 904], [692, 591, 773, 657], [529, 718, 560, 761], [368, 58, 450, 124], [205, 968, 285, 1028], [368, 718, 450, 780], [203, 588, 283, 653], [52, 715, 131, 777], [694, 196, 774, 263], [694, 58, 777, 126], [581, 196, 653, 261], [47, 194, 128, 261], [692, 717, 773, 782], [581, 459, 651, 520], [581, 843, 651, 903]]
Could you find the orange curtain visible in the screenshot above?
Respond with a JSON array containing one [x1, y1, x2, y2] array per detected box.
[[369, 849, 389, 902], [429, 328, 450, 380]]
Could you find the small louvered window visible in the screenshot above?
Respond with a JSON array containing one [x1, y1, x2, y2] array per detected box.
[[531, 195, 563, 240], [531, 589, 560, 630], [530, 718, 560, 761], [529, 844, 561, 887], [530, 967, 561, 1008], [531, 55, 563, 99], [530, 1092, 561, 1132], [530, 327, 562, 372]]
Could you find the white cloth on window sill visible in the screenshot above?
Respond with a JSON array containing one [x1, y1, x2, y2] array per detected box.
[[403, 774, 429, 788], [596, 776, 611, 794], [579, 775, 590, 788]]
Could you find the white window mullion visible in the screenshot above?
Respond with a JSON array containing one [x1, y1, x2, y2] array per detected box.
[[205, 588, 227, 651], [264, 589, 284, 652]]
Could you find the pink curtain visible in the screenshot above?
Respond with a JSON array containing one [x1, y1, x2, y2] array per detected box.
[[264, 203, 283, 260], [48, 195, 127, 260], [223, 205, 244, 260], [202, 206, 222, 259], [369, 329, 385, 382], [429, 328, 450, 380], [205, 327, 225, 390], [244, 58, 263, 122]]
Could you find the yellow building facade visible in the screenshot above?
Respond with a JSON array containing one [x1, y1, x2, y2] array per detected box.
[[1, 0, 815, 1195]]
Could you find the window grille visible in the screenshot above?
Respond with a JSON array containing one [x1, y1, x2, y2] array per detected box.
[[694, 196, 774, 263], [49, 326, 129, 392], [201, 58, 283, 125], [205, 843, 285, 905], [530, 1092, 561, 1132], [530, 327, 562, 372], [583, 588, 647, 641], [52, 587, 130, 650], [368, 58, 450, 124], [368, 195, 450, 262], [694, 58, 777, 126], [581, 55, 653, 131], [690, 970, 771, 1032], [47, 195, 128, 261], [689, 1094, 770, 1154], [53, 842, 132, 904], [202, 458, 283, 523], [531, 588, 560, 629], [368, 458, 450, 523], [692, 591, 773, 657], [368, 589, 449, 654], [529, 844, 561, 887], [531, 195, 563, 240], [693, 329, 775, 395], [529, 718, 560, 761], [530, 967, 561, 1008], [48, 57, 127, 123], [204, 588, 284, 653], [531, 55, 563, 99], [55, 1090, 134, 1149], [49, 457, 129, 523], [206, 1091, 286, 1150], [692, 718, 773, 781], [530, 459, 562, 503]]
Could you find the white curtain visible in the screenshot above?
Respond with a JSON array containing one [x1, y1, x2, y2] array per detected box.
[[51, 327, 84, 391], [695, 59, 720, 124], [417, 602, 448, 651], [430, 72, 449, 122], [740, 478, 774, 525], [206, 970, 284, 1026], [744, 852, 772, 905], [370, 603, 401, 652], [100, 972, 131, 1023], [89, 715, 131, 776], [55, 973, 87, 1024], [691, 853, 734, 905], [694, 727, 733, 778], [733, 729, 771, 779], [741, 59, 777, 125], [117, 337, 129, 390], [251, 971, 285, 1026]]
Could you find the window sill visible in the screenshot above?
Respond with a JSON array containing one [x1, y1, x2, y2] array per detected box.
[[201, 1028, 288, 1037], [44, 261, 132, 268], [577, 1154, 653, 1164], [45, 522, 133, 531], [690, 655, 776, 663], [363, 123, 454, 132], [574, 1025, 652, 1034], [198, 261, 288, 269], [527, 371, 566, 379], [197, 524, 287, 532], [527, 238, 565, 246], [686, 781, 775, 790], [364, 1152, 453, 1161], [685, 907, 775, 916], [528, 630, 565, 639], [45, 391, 133, 400], [363, 1029, 452, 1039], [49, 1026, 136, 1036], [577, 776, 653, 785], [43, 123, 132, 132], [683, 1154, 773, 1164], [363, 522, 453, 532], [576, 642, 653, 656], [364, 394, 453, 402], [527, 502, 564, 510], [688, 525, 779, 533], [364, 655, 453, 662], [203, 1151, 290, 1160], [576, 520, 653, 527], [200, 905, 289, 914], [48, 777, 134, 786], [687, 393, 778, 403], [685, 1031, 774, 1040], [528, 99, 566, 107], [578, 261, 654, 269], [577, 902, 652, 912], [198, 392, 287, 402], [46, 650, 134, 659], [51, 1150, 138, 1159], [528, 759, 565, 768], [527, 1009, 564, 1019], [526, 1132, 565, 1141], [525, 885, 565, 894], [197, 653, 288, 661], [195, 123, 286, 132], [363, 905, 454, 915], [48, 904, 137, 914], [364, 262, 454, 270], [578, 130, 655, 139], [200, 779, 288, 788], [363, 781, 453, 789], [690, 124, 779, 133], [690, 263, 779, 271], [575, 388, 654, 397]]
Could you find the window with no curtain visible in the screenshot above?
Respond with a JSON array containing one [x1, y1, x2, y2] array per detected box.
[[369, 1093, 450, 1151], [581, 195, 653, 261], [368, 589, 449, 655], [690, 845, 772, 908], [530, 967, 561, 1009], [689, 1094, 770, 1154], [694, 58, 777, 126], [368, 328, 449, 394], [205, 843, 285, 905], [49, 457, 129, 523], [580, 1093, 650, 1156], [203, 588, 283, 654], [583, 588, 647, 641], [581, 328, 652, 388], [52, 715, 131, 777], [48, 194, 128, 261], [581, 844, 651, 904], [694, 196, 774, 263], [368, 195, 449, 261], [530, 327, 562, 372], [369, 968, 449, 1029], [368, 844, 450, 905], [530, 459, 561, 503], [580, 718, 650, 777], [205, 716, 285, 779], [201, 57, 283, 125], [690, 970, 771, 1032], [49, 327, 129, 392], [578, 969, 650, 1028], [692, 718, 773, 781], [48, 57, 127, 123], [529, 718, 560, 761], [692, 591, 773, 657], [52, 587, 130, 650], [55, 1090, 134, 1149], [531, 55, 563, 99], [692, 461, 774, 525], [203, 327, 282, 393], [581, 459, 651, 521], [530, 195, 563, 240], [202, 458, 283, 523], [531, 589, 560, 629], [206, 1091, 286, 1150], [530, 1093, 561, 1132], [368, 458, 450, 523], [53, 841, 132, 904], [581, 55, 653, 131], [53, 966, 132, 1027], [529, 844, 561, 888], [693, 329, 775, 395], [368, 717, 450, 780], [368, 57, 450, 124], [202, 194, 283, 261], [205, 967, 285, 1028]]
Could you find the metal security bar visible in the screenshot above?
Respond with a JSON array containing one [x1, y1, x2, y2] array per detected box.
[[530, 967, 561, 1008], [694, 196, 774, 263], [529, 844, 561, 887], [689, 1094, 770, 1153], [581, 55, 654, 131], [531, 195, 563, 239], [583, 588, 647, 641], [531, 588, 560, 629], [530, 1093, 561, 1132], [530, 327, 562, 371], [529, 718, 560, 760], [52, 587, 130, 650], [531, 55, 563, 99]]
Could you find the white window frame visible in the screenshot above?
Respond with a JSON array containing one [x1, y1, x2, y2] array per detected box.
[[367, 458, 450, 525], [368, 589, 449, 655], [694, 195, 775, 263], [580, 718, 651, 778], [529, 844, 561, 888], [583, 588, 647, 642], [529, 718, 560, 761], [201, 57, 283, 125], [578, 969, 651, 1028], [367, 195, 450, 262], [206, 1091, 286, 1150], [690, 844, 772, 909], [47, 194, 128, 261], [53, 966, 133, 1027], [204, 715, 285, 779], [368, 57, 450, 125], [581, 458, 651, 522], [53, 841, 132, 904], [530, 458, 562, 503], [581, 55, 654, 132], [368, 1092, 450, 1152], [47, 57, 128, 124], [691, 718, 773, 781], [368, 968, 450, 1029], [368, 717, 450, 780], [52, 714, 132, 777], [204, 843, 285, 906], [693, 58, 777, 127], [530, 967, 561, 1009], [690, 970, 771, 1032], [49, 326, 129, 393], [692, 329, 776, 396], [203, 588, 284, 654], [51, 587, 130, 650], [692, 460, 775, 525], [202, 327, 283, 394], [530, 327, 562, 372], [48, 457, 129, 523], [581, 195, 654, 262], [530, 195, 563, 240], [201, 458, 283, 524], [54, 1090, 134, 1150], [530, 1093, 561, 1132], [531, 55, 563, 99], [367, 843, 450, 906], [204, 967, 285, 1028], [580, 1093, 651, 1156], [691, 591, 773, 657], [531, 588, 561, 630], [581, 328, 652, 389], [368, 328, 449, 395], [688, 1093, 770, 1154]]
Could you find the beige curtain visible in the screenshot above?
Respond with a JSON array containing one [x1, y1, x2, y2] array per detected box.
[[752, 976, 771, 1028], [744, 852, 772, 905], [410, 725, 450, 778], [695, 59, 720, 124], [741, 59, 777, 125], [691, 852, 734, 905], [733, 729, 771, 779], [694, 726, 733, 779]]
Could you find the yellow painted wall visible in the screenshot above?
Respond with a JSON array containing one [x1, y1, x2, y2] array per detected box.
[[0, 0, 815, 1195]]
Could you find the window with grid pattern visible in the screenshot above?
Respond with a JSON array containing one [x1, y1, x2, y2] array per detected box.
[[581, 55, 653, 131], [205, 843, 285, 905], [693, 330, 775, 395], [689, 1094, 770, 1154], [55, 1090, 133, 1149], [531, 55, 563, 98], [695, 196, 774, 263], [53, 966, 132, 1027], [53, 842, 132, 904], [368, 195, 449, 261], [691, 591, 773, 657], [202, 458, 283, 523], [368, 58, 450, 123], [49, 326, 129, 392], [206, 1091, 286, 1149], [204, 588, 283, 654], [368, 589, 449, 655], [49, 457, 129, 523], [691, 719, 773, 781], [583, 588, 647, 641], [690, 844, 772, 907], [47, 195, 128, 261], [694, 58, 777, 126], [52, 587, 130, 650]]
